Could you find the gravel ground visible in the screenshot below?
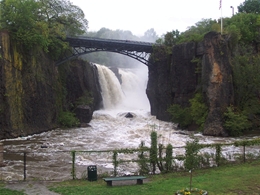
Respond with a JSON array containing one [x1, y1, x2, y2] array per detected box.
[[4, 181, 61, 195]]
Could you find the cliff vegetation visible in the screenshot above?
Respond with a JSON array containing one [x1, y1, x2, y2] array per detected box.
[[154, 0, 260, 136], [0, 0, 98, 139]]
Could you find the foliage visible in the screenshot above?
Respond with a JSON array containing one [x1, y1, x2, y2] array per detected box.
[[167, 104, 192, 129], [75, 91, 93, 106], [137, 141, 150, 175], [238, 0, 260, 14], [167, 93, 207, 131], [149, 131, 158, 174], [112, 151, 118, 176], [175, 18, 218, 44], [163, 30, 180, 46], [184, 138, 201, 171], [224, 13, 260, 45], [58, 111, 79, 128], [165, 144, 173, 172], [232, 54, 260, 109], [189, 93, 208, 131], [215, 144, 222, 167], [0, 0, 88, 57], [223, 107, 251, 136]]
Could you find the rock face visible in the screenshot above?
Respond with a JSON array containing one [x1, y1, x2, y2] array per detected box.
[[0, 32, 101, 139], [202, 32, 234, 136], [147, 31, 234, 136], [147, 42, 199, 121]]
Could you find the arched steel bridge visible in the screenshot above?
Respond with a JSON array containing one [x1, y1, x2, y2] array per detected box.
[[56, 36, 156, 66]]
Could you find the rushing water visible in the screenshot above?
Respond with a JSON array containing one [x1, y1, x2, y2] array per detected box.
[[1, 64, 260, 181]]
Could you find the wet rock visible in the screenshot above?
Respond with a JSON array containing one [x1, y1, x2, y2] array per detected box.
[[125, 112, 134, 118], [41, 145, 48, 148], [75, 105, 92, 123]]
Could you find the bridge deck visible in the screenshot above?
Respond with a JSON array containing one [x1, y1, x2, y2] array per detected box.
[[66, 36, 155, 53]]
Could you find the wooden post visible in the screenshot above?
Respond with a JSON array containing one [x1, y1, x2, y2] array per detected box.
[[24, 152, 26, 181]]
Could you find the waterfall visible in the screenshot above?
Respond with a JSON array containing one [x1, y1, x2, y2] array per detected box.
[[95, 64, 150, 111]]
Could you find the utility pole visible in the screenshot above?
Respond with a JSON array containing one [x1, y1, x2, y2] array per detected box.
[[230, 6, 234, 16]]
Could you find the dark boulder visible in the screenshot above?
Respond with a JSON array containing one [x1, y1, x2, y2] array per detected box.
[[75, 105, 92, 123], [125, 112, 134, 118]]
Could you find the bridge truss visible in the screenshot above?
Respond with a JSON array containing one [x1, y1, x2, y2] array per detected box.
[[55, 36, 155, 66]]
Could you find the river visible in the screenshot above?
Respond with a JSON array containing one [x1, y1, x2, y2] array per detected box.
[[0, 64, 259, 181]]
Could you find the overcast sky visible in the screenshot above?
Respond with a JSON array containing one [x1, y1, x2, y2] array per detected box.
[[71, 0, 245, 37]]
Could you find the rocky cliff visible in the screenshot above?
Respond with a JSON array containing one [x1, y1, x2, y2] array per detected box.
[[147, 32, 234, 136], [0, 31, 101, 139]]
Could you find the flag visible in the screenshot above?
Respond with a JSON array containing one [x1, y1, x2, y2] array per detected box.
[[219, 0, 222, 9]]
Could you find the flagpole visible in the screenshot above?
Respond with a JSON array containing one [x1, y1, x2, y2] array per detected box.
[[221, 6, 223, 34], [220, 0, 223, 34]]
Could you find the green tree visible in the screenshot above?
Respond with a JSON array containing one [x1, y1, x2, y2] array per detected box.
[[224, 13, 260, 45], [184, 138, 201, 171], [238, 0, 260, 14], [177, 18, 218, 43], [163, 30, 180, 46], [0, 0, 88, 55]]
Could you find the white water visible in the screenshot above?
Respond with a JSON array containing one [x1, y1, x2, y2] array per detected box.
[[1, 64, 260, 181]]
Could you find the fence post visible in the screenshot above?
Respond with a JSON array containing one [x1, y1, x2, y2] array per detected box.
[[23, 152, 26, 181], [243, 145, 246, 163], [71, 151, 76, 180], [112, 151, 118, 176], [0, 142, 3, 166]]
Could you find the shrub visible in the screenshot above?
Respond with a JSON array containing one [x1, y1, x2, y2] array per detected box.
[[189, 93, 208, 131], [167, 104, 192, 129], [58, 111, 79, 128], [223, 107, 251, 136], [184, 138, 201, 171]]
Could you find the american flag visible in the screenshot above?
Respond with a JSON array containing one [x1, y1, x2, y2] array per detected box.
[[219, 0, 222, 9]]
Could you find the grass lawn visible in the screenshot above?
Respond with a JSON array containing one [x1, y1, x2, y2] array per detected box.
[[48, 160, 260, 195]]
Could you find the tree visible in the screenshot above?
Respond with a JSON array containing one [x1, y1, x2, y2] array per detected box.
[[164, 30, 180, 46], [0, 0, 88, 55], [142, 28, 158, 42], [238, 0, 260, 14]]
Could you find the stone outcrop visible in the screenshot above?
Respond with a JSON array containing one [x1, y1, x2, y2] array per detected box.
[[147, 31, 234, 136], [0, 31, 101, 139], [202, 32, 234, 136], [147, 42, 199, 121]]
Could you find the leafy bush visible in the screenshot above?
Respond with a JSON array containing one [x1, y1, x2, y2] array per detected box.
[[75, 91, 93, 106], [223, 107, 251, 136], [58, 111, 79, 128], [149, 131, 158, 174], [167, 104, 192, 129], [189, 93, 208, 131]]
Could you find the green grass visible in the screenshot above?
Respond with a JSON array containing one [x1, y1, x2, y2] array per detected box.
[[0, 186, 25, 195], [1, 160, 260, 194], [47, 160, 260, 195]]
